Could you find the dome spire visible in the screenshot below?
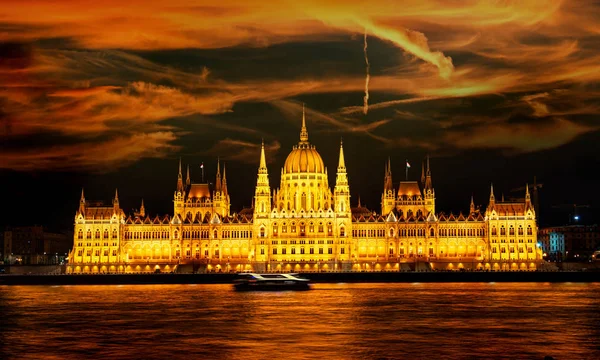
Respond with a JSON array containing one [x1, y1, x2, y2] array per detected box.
[[300, 103, 308, 143]]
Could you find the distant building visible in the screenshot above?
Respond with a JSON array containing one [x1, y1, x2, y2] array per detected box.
[[538, 225, 599, 261], [3, 226, 72, 265], [67, 108, 541, 273]]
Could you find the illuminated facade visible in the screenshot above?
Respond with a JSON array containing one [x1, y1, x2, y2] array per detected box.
[[67, 109, 541, 273]]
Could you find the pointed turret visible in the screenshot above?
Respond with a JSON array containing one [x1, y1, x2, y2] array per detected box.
[[384, 158, 393, 192], [470, 195, 475, 214], [113, 188, 119, 213], [424, 155, 433, 191], [489, 183, 496, 207], [421, 160, 426, 188], [176, 158, 184, 193], [337, 138, 346, 171], [222, 163, 228, 196], [381, 157, 395, 215], [334, 139, 350, 215], [254, 140, 271, 218], [300, 103, 308, 143], [525, 183, 533, 212], [186, 164, 190, 187], [215, 158, 222, 192], [78, 188, 86, 215], [140, 199, 145, 217], [358, 196, 362, 208], [259, 139, 267, 172]]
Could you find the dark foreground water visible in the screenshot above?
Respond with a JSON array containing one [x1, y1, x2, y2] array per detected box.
[[1, 283, 599, 360]]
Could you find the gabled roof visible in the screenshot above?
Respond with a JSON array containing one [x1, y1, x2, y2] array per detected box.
[[84, 207, 115, 220], [493, 203, 526, 216], [187, 183, 211, 199], [398, 181, 422, 198]]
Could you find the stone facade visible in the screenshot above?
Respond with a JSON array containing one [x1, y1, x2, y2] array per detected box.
[[67, 110, 541, 273]]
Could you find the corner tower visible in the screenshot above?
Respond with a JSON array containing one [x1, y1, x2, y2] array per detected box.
[[254, 140, 271, 218]]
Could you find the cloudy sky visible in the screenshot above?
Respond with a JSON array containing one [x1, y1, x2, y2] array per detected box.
[[1, 0, 599, 229]]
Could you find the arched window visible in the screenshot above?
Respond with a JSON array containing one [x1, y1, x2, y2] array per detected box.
[[527, 225, 533, 236], [518, 226, 524, 235], [509, 226, 515, 236], [430, 228, 435, 237], [327, 223, 333, 235], [340, 227, 345, 237], [213, 229, 218, 239], [78, 230, 83, 239], [492, 226, 497, 236], [389, 228, 395, 237], [103, 229, 109, 239], [309, 222, 314, 233], [95, 230, 100, 239], [112, 229, 117, 239], [318, 222, 324, 233], [174, 230, 179, 239], [301, 193, 307, 210], [260, 227, 265, 238], [500, 226, 506, 236], [300, 223, 306, 234], [272, 223, 278, 235]]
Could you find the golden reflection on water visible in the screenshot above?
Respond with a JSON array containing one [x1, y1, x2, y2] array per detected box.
[[1, 283, 599, 359]]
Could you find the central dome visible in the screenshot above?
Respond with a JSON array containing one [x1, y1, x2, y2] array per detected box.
[[284, 145, 325, 174], [283, 104, 325, 174]]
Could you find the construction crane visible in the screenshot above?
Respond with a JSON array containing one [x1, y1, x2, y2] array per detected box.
[[510, 176, 543, 220], [551, 203, 590, 223]]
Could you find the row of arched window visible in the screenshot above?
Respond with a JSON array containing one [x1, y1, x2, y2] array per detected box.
[[124, 231, 169, 240], [78, 229, 118, 240], [272, 222, 334, 235], [491, 225, 533, 236]]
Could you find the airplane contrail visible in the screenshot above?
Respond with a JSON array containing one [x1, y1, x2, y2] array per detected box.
[[363, 28, 370, 115]]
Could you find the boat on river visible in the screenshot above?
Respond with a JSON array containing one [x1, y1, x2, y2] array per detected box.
[[233, 273, 311, 291]]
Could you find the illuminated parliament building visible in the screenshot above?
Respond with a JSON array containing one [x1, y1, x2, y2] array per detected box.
[[68, 110, 542, 273]]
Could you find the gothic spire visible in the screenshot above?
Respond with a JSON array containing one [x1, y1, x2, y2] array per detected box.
[[337, 138, 346, 171], [259, 139, 267, 172], [222, 162, 228, 195], [421, 160, 426, 188], [186, 164, 190, 186], [424, 155, 433, 190], [384, 157, 393, 192], [470, 195, 475, 214], [489, 183, 495, 206], [176, 158, 183, 192], [300, 103, 308, 143], [215, 158, 222, 191]]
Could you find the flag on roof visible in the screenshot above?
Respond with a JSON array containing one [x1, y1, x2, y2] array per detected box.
[[406, 160, 411, 168], [200, 163, 204, 169]]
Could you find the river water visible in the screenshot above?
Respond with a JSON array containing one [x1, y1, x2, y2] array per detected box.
[[1, 283, 599, 359]]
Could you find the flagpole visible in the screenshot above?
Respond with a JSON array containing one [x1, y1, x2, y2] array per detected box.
[[201, 163, 204, 183]]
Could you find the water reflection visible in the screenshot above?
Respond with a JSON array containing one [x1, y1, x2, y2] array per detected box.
[[1, 283, 599, 359]]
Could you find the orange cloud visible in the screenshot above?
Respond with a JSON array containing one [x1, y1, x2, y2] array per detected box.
[[1, 0, 600, 170], [202, 139, 281, 165], [0, 132, 180, 172]]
